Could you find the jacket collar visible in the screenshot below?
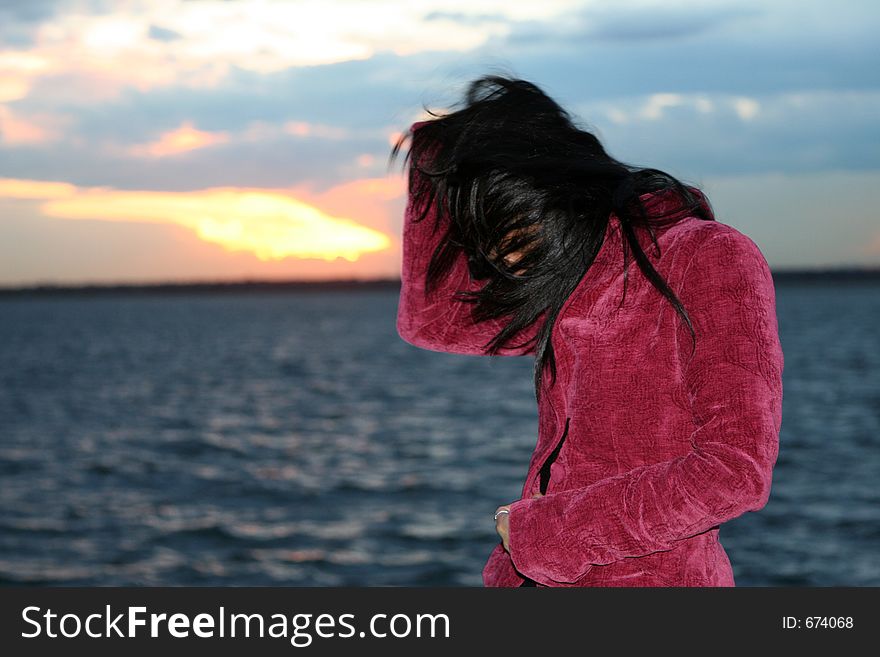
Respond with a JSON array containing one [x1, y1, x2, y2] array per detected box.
[[638, 186, 714, 224]]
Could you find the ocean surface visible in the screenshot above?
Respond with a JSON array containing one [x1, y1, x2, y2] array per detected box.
[[0, 281, 878, 586]]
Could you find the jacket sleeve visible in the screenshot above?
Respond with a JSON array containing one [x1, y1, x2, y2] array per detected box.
[[506, 228, 784, 585], [396, 121, 539, 357]]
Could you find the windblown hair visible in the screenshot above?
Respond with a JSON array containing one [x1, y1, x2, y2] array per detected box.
[[388, 74, 715, 402]]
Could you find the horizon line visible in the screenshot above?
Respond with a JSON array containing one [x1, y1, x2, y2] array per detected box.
[[1, 265, 880, 296]]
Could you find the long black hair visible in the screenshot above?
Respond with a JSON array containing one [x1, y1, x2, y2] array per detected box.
[[388, 74, 715, 402]]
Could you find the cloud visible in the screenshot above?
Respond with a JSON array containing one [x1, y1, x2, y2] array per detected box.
[[129, 121, 230, 157], [475, 2, 878, 99], [0, 204, 400, 287], [147, 24, 181, 42], [569, 89, 880, 176], [0, 105, 69, 144], [0, 0, 549, 106], [280, 121, 350, 140], [4, 77, 877, 195], [0, 48, 446, 190], [732, 97, 760, 121], [0, 177, 395, 262], [0, 51, 54, 102], [637, 93, 685, 120], [503, 3, 760, 46], [581, 5, 760, 42], [0, 178, 76, 198], [0, 0, 65, 46], [422, 11, 510, 26], [595, 92, 760, 124]]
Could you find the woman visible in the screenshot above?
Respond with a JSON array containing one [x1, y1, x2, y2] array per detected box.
[[389, 75, 784, 587]]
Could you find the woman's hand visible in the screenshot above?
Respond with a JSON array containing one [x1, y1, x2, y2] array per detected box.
[[496, 492, 543, 552]]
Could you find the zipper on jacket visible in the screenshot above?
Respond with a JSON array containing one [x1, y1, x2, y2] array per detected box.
[[538, 417, 570, 495]]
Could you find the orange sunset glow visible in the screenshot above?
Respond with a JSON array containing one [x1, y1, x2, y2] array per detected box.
[[130, 121, 231, 158], [1, 177, 397, 263]]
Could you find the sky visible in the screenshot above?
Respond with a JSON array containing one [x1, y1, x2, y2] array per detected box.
[[0, 0, 878, 286]]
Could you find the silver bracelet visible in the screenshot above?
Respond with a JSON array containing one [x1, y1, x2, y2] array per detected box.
[[494, 509, 510, 520]]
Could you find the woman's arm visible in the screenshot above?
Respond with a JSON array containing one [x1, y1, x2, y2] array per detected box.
[[396, 121, 539, 356], [506, 228, 784, 585]]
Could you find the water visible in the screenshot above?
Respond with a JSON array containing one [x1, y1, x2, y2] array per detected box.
[[0, 282, 878, 586]]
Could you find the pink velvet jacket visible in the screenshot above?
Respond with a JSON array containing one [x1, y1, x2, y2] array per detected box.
[[396, 122, 784, 587]]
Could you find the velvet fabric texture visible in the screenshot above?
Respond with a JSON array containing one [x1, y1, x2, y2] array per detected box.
[[396, 123, 784, 587]]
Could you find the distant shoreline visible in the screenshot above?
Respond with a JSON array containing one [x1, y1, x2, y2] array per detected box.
[[0, 269, 878, 297], [0, 277, 402, 297]]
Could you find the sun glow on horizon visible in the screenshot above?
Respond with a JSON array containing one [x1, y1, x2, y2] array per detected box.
[[0, 178, 392, 262]]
